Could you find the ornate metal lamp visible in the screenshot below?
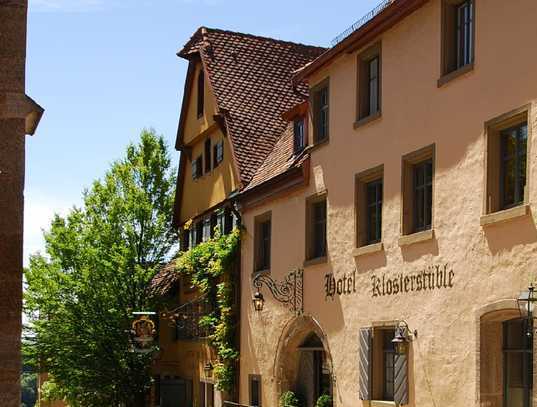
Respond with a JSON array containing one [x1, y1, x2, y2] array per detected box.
[[204, 362, 214, 378], [517, 283, 536, 337], [392, 320, 417, 354], [252, 269, 303, 314]]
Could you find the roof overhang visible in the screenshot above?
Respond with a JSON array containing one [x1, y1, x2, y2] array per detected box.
[[294, 0, 429, 83], [238, 157, 310, 212]]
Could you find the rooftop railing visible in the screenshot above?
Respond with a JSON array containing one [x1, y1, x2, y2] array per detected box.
[[331, 0, 395, 47]]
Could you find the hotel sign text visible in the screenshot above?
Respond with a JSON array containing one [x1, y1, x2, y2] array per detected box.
[[324, 264, 454, 300]]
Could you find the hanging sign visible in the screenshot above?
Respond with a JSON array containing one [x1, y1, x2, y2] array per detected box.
[[130, 312, 157, 353]]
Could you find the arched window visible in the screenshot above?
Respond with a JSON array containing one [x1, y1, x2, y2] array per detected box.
[[480, 309, 533, 407], [197, 69, 205, 118]]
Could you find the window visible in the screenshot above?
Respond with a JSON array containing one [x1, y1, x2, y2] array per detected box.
[[312, 81, 329, 143], [210, 213, 218, 238], [501, 124, 528, 209], [200, 381, 214, 407], [224, 207, 234, 234], [197, 69, 205, 118], [357, 43, 381, 122], [249, 375, 262, 407], [294, 117, 306, 154], [485, 107, 530, 214], [355, 166, 383, 247], [306, 194, 327, 261], [192, 155, 203, 180], [202, 217, 211, 242], [254, 213, 271, 272], [182, 228, 190, 252], [413, 159, 433, 232], [381, 330, 396, 401], [204, 138, 212, 173], [359, 327, 408, 404], [195, 221, 203, 245], [441, 0, 474, 76], [366, 180, 383, 244], [213, 140, 224, 168], [401, 145, 435, 235], [503, 318, 533, 407]]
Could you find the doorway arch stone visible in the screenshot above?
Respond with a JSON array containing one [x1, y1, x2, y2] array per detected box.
[[272, 315, 335, 406]]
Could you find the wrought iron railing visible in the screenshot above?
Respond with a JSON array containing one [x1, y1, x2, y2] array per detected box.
[[331, 0, 395, 47], [166, 295, 212, 340]]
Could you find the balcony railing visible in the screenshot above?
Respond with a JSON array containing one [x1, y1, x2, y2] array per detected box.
[[171, 295, 212, 340], [331, 0, 395, 47]]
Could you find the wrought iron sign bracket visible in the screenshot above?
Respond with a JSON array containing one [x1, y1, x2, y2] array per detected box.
[[252, 269, 304, 315]]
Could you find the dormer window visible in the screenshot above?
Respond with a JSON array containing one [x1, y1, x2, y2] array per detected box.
[[197, 69, 205, 118], [293, 117, 305, 154]]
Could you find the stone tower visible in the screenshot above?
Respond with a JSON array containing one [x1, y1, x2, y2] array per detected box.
[[0, 1, 43, 405]]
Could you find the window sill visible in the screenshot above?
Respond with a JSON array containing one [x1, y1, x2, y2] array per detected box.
[[398, 229, 434, 247], [353, 242, 383, 257], [353, 111, 382, 129], [308, 137, 329, 153], [480, 204, 530, 227], [370, 401, 396, 407], [303, 256, 327, 268], [437, 62, 474, 87]]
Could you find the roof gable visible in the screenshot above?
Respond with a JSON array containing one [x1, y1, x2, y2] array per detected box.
[[176, 27, 326, 188]]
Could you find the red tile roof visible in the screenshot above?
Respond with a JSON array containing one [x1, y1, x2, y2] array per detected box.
[[178, 27, 325, 187]]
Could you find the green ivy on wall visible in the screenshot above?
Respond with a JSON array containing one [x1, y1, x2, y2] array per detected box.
[[175, 228, 241, 392]]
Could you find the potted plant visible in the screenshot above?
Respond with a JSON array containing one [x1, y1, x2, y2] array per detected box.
[[279, 391, 300, 407], [315, 394, 332, 407]]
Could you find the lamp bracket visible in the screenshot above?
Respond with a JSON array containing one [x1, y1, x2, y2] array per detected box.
[[253, 269, 304, 314]]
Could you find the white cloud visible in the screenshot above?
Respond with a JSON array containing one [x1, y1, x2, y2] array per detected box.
[[29, 0, 108, 13], [24, 192, 76, 265]]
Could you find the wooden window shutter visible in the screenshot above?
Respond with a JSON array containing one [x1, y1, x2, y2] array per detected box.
[[358, 327, 372, 400], [394, 352, 409, 405]]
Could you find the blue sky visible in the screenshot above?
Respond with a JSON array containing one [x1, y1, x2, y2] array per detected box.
[[24, 0, 380, 262]]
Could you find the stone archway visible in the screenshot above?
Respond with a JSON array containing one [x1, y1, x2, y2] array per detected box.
[[273, 315, 334, 407], [477, 299, 533, 407]]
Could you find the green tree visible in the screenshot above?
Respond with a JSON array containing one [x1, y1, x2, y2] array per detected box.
[[21, 369, 37, 407], [24, 129, 177, 406]]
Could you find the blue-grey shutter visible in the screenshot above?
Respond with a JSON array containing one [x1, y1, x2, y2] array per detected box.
[[359, 327, 372, 400], [394, 352, 409, 405]]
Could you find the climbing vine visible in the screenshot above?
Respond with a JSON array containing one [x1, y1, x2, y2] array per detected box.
[[174, 227, 241, 392]]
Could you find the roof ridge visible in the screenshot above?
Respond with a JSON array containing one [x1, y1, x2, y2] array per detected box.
[[199, 26, 327, 52]]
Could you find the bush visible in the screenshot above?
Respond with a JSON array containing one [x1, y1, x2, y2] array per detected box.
[[315, 394, 332, 407], [279, 391, 300, 407]]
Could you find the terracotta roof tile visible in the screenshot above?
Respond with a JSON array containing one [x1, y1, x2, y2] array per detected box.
[[149, 260, 178, 297], [179, 27, 325, 187], [244, 122, 309, 192]]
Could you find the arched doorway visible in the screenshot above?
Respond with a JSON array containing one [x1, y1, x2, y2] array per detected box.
[[273, 316, 334, 407], [479, 303, 533, 407]]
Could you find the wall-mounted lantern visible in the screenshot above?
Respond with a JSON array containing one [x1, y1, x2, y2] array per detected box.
[[518, 283, 536, 337], [204, 362, 214, 378], [252, 290, 265, 312], [392, 320, 417, 355], [251, 269, 303, 314]]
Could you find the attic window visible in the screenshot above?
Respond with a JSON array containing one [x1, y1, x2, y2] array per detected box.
[[294, 117, 306, 154], [197, 69, 205, 118]]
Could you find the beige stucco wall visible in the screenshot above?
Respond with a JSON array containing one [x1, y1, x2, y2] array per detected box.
[[178, 63, 240, 224], [239, 1, 537, 406]]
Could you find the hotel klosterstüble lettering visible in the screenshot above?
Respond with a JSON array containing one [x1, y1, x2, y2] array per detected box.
[[324, 264, 454, 300]]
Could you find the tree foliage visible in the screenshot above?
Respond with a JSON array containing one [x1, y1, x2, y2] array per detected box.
[[24, 129, 177, 406], [174, 227, 241, 392]]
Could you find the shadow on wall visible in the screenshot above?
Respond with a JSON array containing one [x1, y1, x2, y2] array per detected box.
[[354, 249, 387, 274], [401, 237, 439, 263], [483, 211, 537, 255]]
